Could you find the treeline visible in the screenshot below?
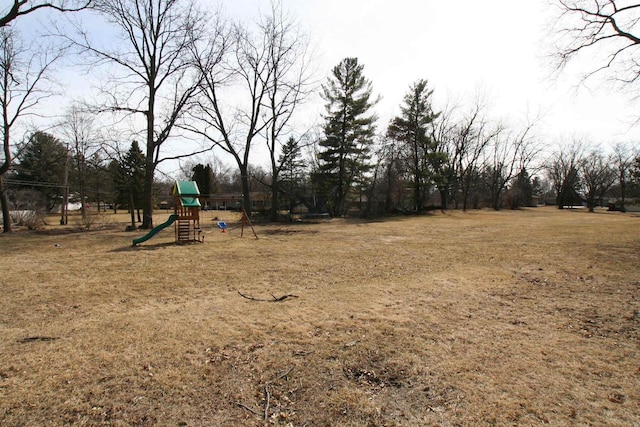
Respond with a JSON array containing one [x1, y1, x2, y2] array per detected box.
[[1, 1, 640, 233], [4, 92, 639, 230]]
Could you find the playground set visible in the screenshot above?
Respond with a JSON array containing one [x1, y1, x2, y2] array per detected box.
[[132, 181, 203, 246], [132, 181, 256, 246]]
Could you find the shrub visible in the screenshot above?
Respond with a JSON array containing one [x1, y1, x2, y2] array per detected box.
[[10, 210, 45, 230]]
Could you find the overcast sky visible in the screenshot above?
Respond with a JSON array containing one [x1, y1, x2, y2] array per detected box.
[[225, 0, 640, 146]]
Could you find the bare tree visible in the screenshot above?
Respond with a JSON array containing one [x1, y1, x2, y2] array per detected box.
[[551, 1, 640, 92], [186, 10, 277, 217], [546, 141, 586, 208], [429, 101, 459, 209], [0, 0, 91, 27], [482, 118, 542, 210], [63, 0, 210, 228], [186, 4, 313, 220], [369, 134, 403, 213], [455, 100, 500, 211], [580, 148, 616, 211], [0, 26, 60, 232], [610, 142, 637, 211], [262, 2, 314, 221], [60, 104, 101, 222]]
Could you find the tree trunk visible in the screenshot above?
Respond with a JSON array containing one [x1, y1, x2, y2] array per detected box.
[[79, 185, 87, 221], [384, 161, 395, 214], [288, 182, 295, 220], [270, 158, 279, 222], [363, 162, 380, 218], [619, 180, 627, 212], [413, 146, 422, 214], [142, 164, 154, 229], [0, 175, 12, 232], [240, 165, 252, 217], [462, 180, 469, 211], [130, 193, 136, 229], [142, 83, 156, 230], [96, 182, 102, 212], [414, 176, 422, 214], [336, 159, 345, 217], [439, 188, 448, 210], [493, 187, 502, 211], [270, 183, 279, 221]]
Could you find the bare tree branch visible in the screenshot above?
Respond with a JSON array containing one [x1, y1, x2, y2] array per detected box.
[[551, 0, 640, 94], [0, 0, 92, 27]]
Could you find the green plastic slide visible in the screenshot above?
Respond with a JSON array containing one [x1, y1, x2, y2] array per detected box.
[[132, 214, 179, 246]]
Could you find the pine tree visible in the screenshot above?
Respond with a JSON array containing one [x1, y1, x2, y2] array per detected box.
[[111, 141, 146, 228], [191, 164, 215, 198], [506, 168, 534, 209], [316, 57, 378, 217], [14, 132, 67, 211], [387, 79, 441, 213], [278, 136, 307, 216]]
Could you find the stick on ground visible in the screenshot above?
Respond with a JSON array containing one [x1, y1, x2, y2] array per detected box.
[[237, 291, 298, 302]]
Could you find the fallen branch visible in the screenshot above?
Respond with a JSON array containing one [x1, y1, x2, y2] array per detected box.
[[263, 384, 271, 421], [17, 336, 59, 343], [264, 366, 295, 422], [293, 350, 314, 357], [232, 401, 260, 416], [237, 291, 298, 302]]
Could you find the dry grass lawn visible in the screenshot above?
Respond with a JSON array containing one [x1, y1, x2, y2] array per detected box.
[[0, 207, 639, 426]]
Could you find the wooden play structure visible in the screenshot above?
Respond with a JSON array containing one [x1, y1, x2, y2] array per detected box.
[[172, 181, 203, 243], [132, 180, 257, 246]]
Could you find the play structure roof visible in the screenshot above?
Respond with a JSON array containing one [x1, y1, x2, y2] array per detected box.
[[172, 181, 201, 208]]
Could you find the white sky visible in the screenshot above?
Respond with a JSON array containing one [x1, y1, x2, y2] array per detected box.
[[226, 0, 640, 145]]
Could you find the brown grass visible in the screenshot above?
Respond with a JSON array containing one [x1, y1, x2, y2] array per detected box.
[[0, 207, 639, 426]]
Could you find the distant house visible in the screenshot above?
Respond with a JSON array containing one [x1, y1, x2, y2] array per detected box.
[[531, 195, 546, 207], [200, 192, 270, 211], [607, 198, 640, 212]]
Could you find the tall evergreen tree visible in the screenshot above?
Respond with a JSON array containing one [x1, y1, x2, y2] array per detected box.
[[278, 136, 307, 216], [14, 131, 67, 210], [111, 141, 146, 228], [191, 163, 215, 207], [316, 57, 378, 217], [387, 79, 441, 213], [506, 168, 534, 209]]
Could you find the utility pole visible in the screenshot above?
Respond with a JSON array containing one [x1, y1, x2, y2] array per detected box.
[[60, 143, 69, 225]]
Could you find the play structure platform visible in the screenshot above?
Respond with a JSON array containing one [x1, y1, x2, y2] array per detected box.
[[132, 181, 204, 246]]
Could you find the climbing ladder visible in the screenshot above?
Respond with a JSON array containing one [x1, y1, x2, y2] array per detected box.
[[175, 216, 202, 243]]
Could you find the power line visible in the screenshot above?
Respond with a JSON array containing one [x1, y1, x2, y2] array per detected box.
[[4, 178, 67, 189], [4, 178, 116, 196]]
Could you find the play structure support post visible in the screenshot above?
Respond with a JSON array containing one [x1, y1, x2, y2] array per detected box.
[[240, 209, 258, 240]]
